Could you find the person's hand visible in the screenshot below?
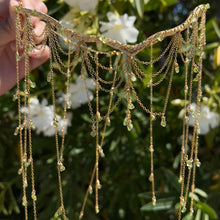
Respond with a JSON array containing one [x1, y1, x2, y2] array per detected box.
[[0, 0, 50, 95]]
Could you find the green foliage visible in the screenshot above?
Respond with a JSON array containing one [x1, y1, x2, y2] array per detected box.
[[195, 202, 218, 219]]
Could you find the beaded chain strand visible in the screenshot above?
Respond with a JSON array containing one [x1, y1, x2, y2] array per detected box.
[[14, 4, 209, 219]]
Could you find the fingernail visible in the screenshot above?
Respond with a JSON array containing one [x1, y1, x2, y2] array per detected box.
[[29, 48, 42, 57]]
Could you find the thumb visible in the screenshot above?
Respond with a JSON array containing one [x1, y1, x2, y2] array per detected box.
[[0, 0, 20, 47]]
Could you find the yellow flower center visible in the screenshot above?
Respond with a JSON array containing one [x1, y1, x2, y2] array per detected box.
[[114, 24, 122, 30]]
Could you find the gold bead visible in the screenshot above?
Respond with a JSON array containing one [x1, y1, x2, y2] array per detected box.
[[88, 185, 93, 194], [79, 211, 84, 219], [152, 196, 156, 206]]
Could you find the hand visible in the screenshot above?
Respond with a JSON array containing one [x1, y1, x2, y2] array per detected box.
[[0, 0, 50, 95]]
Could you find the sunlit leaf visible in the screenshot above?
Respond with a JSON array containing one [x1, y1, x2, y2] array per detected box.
[[204, 213, 210, 220], [133, 0, 144, 17], [194, 188, 208, 198], [182, 213, 193, 220], [69, 148, 84, 156], [204, 42, 219, 51], [189, 192, 199, 202], [195, 209, 202, 220], [196, 202, 218, 219], [140, 197, 174, 211]]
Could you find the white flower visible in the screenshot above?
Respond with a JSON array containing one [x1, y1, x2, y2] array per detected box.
[[179, 103, 220, 135], [58, 113, 72, 135], [99, 12, 139, 44], [57, 76, 96, 109], [63, 0, 98, 11], [22, 97, 71, 137]]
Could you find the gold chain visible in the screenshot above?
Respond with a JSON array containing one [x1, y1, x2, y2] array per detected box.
[[14, 4, 209, 219]]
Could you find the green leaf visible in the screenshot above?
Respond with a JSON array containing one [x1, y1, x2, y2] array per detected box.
[[48, 3, 64, 16], [160, 0, 167, 7], [194, 188, 208, 198], [204, 42, 219, 51], [69, 148, 84, 156], [163, 0, 177, 7], [173, 153, 181, 169], [100, 127, 115, 137], [212, 20, 220, 39], [206, 18, 218, 42], [195, 202, 218, 219], [144, 0, 176, 11], [140, 197, 174, 211], [133, 0, 144, 17], [109, 137, 120, 152], [189, 192, 199, 202], [195, 209, 202, 220], [81, 113, 92, 123], [162, 168, 180, 192], [144, 0, 161, 11], [138, 191, 175, 199], [204, 214, 209, 220], [182, 213, 193, 220]]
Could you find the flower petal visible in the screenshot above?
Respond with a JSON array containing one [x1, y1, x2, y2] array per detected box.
[[121, 27, 139, 43], [100, 12, 139, 44], [106, 12, 117, 22]]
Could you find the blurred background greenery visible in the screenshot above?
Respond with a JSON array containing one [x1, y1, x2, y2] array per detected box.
[[0, 0, 219, 219]]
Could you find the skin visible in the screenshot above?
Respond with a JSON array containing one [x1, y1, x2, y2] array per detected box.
[[0, 0, 50, 95]]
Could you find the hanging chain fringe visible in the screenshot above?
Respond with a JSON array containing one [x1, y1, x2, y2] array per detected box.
[[14, 4, 209, 219]]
